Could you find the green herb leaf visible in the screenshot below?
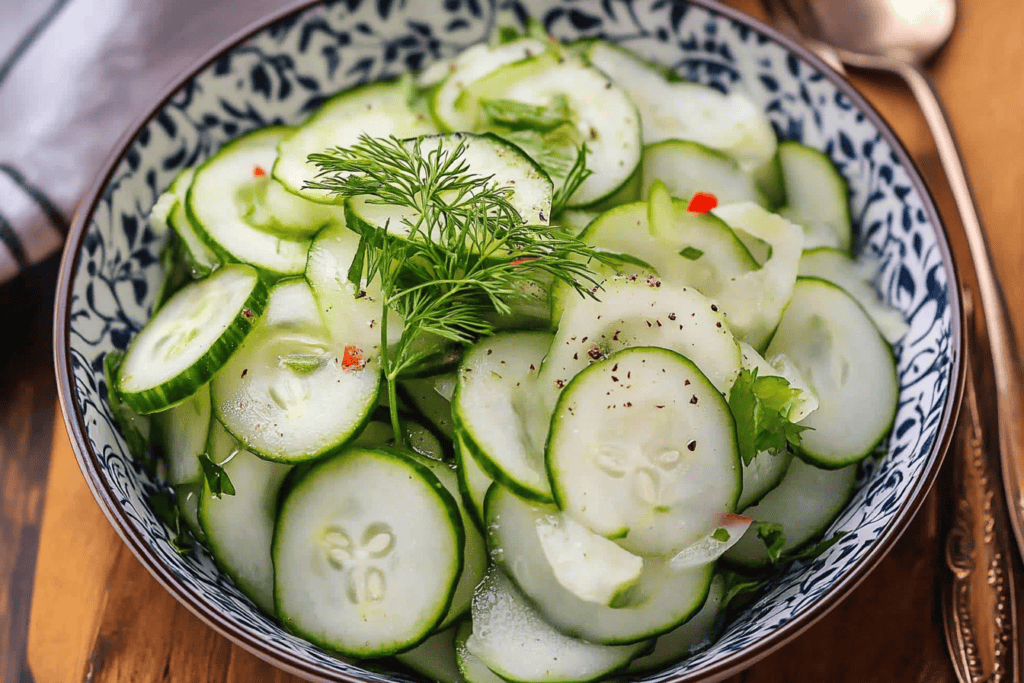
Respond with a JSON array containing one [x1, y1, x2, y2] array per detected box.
[[720, 569, 764, 612], [754, 521, 786, 564], [784, 531, 847, 563], [148, 490, 195, 555], [280, 353, 323, 374], [199, 453, 236, 499], [678, 246, 704, 261], [711, 527, 731, 542], [494, 25, 523, 45], [103, 350, 155, 476], [480, 95, 572, 131], [728, 368, 812, 466], [551, 143, 592, 215]]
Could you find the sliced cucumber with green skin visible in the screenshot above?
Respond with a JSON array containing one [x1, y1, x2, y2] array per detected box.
[[754, 151, 786, 209], [627, 574, 727, 673], [777, 141, 852, 252], [212, 279, 380, 463], [154, 383, 210, 486], [646, 183, 760, 300], [199, 420, 291, 613], [458, 50, 642, 207], [455, 621, 504, 683], [765, 277, 899, 468], [400, 374, 457, 440], [403, 451, 487, 631], [486, 485, 714, 645], [394, 626, 464, 683], [466, 568, 647, 683], [556, 209, 599, 236], [583, 41, 776, 174], [640, 140, 767, 207], [546, 347, 741, 556], [117, 264, 268, 414], [186, 127, 316, 276], [454, 435, 491, 532], [737, 448, 794, 511], [723, 458, 857, 568], [453, 332, 554, 503], [668, 513, 752, 570], [163, 168, 219, 276], [430, 38, 548, 132], [176, 483, 204, 540], [346, 133, 553, 242], [274, 80, 437, 204], [710, 202, 804, 351], [274, 447, 464, 658], [540, 277, 743, 398], [798, 247, 909, 343]]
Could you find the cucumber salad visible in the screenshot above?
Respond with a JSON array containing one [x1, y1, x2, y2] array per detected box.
[[108, 25, 905, 683]]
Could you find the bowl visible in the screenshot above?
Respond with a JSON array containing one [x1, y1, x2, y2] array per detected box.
[[54, 0, 964, 680]]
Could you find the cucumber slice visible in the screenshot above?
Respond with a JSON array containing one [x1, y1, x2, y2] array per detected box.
[[400, 374, 457, 440], [777, 142, 852, 251], [765, 277, 899, 467], [723, 458, 857, 568], [117, 264, 268, 414], [459, 50, 642, 207], [273, 80, 437, 204], [535, 509, 643, 607], [431, 38, 548, 132], [163, 168, 219, 276], [710, 202, 804, 350], [212, 279, 380, 463], [486, 485, 714, 645], [546, 347, 741, 556], [466, 568, 646, 683], [667, 513, 752, 570], [556, 209, 599, 236], [646, 183, 759, 299], [455, 621, 504, 683], [454, 435, 491, 532], [737, 448, 793, 512], [640, 140, 766, 207], [176, 483, 204, 540], [394, 626, 464, 683], [273, 447, 464, 657], [541, 277, 743, 397], [199, 420, 291, 613], [305, 221, 400, 355], [627, 574, 726, 673], [798, 247, 909, 343], [346, 133, 553, 242], [584, 41, 776, 173], [186, 127, 316, 276], [453, 332, 554, 503], [154, 383, 211, 486]]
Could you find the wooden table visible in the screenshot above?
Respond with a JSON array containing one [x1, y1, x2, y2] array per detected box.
[[5, 0, 1024, 681]]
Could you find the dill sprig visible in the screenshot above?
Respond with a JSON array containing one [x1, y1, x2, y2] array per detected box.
[[307, 134, 601, 444]]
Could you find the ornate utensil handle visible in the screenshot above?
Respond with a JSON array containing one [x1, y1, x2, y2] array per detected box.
[[943, 301, 1019, 682]]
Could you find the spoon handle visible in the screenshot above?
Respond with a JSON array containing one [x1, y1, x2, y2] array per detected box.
[[895, 61, 1024, 563]]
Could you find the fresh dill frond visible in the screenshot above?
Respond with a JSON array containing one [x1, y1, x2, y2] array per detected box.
[[306, 134, 601, 444]]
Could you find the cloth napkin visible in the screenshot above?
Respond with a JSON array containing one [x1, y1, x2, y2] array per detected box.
[[0, 0, 292, 282]]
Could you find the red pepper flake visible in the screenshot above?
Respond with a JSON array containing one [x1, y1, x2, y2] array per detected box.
[[555, 379, 565, 389], [722, 512, 754, 524], [587, 346, 603, 360], [341, 345, 366, 370], [242, 308, 255, 320], [511, 256, 539, 265], [253, 165, 267, 177], [687, 192, 718, 213]]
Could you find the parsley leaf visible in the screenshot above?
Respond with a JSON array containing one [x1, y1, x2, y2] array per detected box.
[[754, 521, 786, 564], [720, 569, 765, 612], [199, 453, 236, 499], [148, 490, 195, 555], [711, 527, 731, 543], [728, 368, 811, 466], [785, 531, 847, 563]]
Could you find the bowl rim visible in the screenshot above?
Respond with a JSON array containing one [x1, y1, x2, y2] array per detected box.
[[52, 0, 966, 681]]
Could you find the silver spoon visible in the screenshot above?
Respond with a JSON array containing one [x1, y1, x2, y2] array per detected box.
[[774, 0, 1024, 564]]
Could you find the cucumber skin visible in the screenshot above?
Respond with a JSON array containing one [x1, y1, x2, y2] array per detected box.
[[272, 446, 466, 658], [786, 276, 899, 470], [118, 267, 270, 415], [451, 409, 554, 505]]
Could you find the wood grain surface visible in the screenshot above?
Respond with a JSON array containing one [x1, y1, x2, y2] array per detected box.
[[15, 0, 1024, 681]]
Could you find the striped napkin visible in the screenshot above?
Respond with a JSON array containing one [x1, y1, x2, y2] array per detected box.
[[0, 0, 288, 282]]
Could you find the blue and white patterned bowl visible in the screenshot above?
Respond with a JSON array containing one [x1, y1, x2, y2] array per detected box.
[[54, 0, 964, 680]]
